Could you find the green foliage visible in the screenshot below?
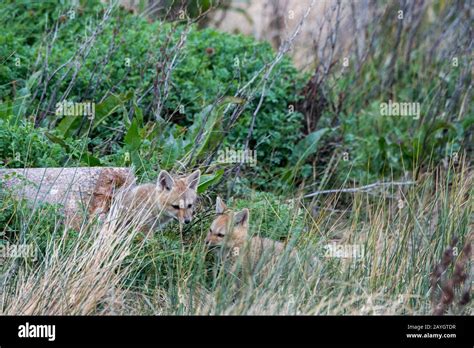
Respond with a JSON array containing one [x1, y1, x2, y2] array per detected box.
[[0, 117, 74, 168], [281, 127, 331, 184], [318, 47, 472, 185], [0, 190, 65, 262], [229, 191, 306, 241], [0, 0, 305, 188]]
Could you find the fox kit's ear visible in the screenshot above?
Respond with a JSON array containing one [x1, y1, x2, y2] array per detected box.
[[157, 170, 174, 191], [186, 169, 201, 190], [234, 208, 249, 226], [216, 196, 227, 214]]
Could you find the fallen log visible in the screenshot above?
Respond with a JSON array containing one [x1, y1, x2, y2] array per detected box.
[[0, 167, 135, 230]]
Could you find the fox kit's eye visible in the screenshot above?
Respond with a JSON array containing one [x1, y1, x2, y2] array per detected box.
[[172, 204, 180, 209], [217, 233, 224, 237], [187, 204, 192, 208]]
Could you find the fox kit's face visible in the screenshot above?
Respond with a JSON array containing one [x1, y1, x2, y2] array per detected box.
[[157, 170, 200, 224], [205, 197, 249, 248]]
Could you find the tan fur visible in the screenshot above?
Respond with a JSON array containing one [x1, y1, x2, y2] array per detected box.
[[121, 170, 200, 234], [205, 198, 291, 277]]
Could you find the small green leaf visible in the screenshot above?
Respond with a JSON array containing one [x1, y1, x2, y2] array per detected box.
[[124, 118, 141, 151], [197, 169, 224, 193], [291, 128, 329, 165]]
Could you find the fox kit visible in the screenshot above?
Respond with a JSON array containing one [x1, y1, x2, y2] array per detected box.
[[205, 197, 292, 277], [122, 169, 200, 233]]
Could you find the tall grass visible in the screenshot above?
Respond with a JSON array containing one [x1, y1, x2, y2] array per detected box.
[[1, 160, 471, 315]]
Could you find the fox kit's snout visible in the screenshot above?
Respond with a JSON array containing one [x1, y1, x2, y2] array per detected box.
[[123, 169, 201, 232], [206, 197, 291, 277], [205, 196, 249, 248], [157, 169, 201, 224]]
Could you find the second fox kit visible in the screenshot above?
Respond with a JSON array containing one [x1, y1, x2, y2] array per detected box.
[[205, 197, 293, 276], [122, 169, 200, 233]]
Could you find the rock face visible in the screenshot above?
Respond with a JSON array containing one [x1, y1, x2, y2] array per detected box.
[[0, 167, 135, 229]]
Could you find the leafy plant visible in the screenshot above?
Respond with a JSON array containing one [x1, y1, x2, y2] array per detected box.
[[0, 116, 74, 168]]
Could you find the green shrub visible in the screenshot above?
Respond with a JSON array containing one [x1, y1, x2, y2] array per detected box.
[[0, 0, 305, 188], [315, 46, 472, 185], [0, 118, 75, 168]]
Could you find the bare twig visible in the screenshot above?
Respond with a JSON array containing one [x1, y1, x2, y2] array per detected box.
[[303, 180, 415, 198]]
